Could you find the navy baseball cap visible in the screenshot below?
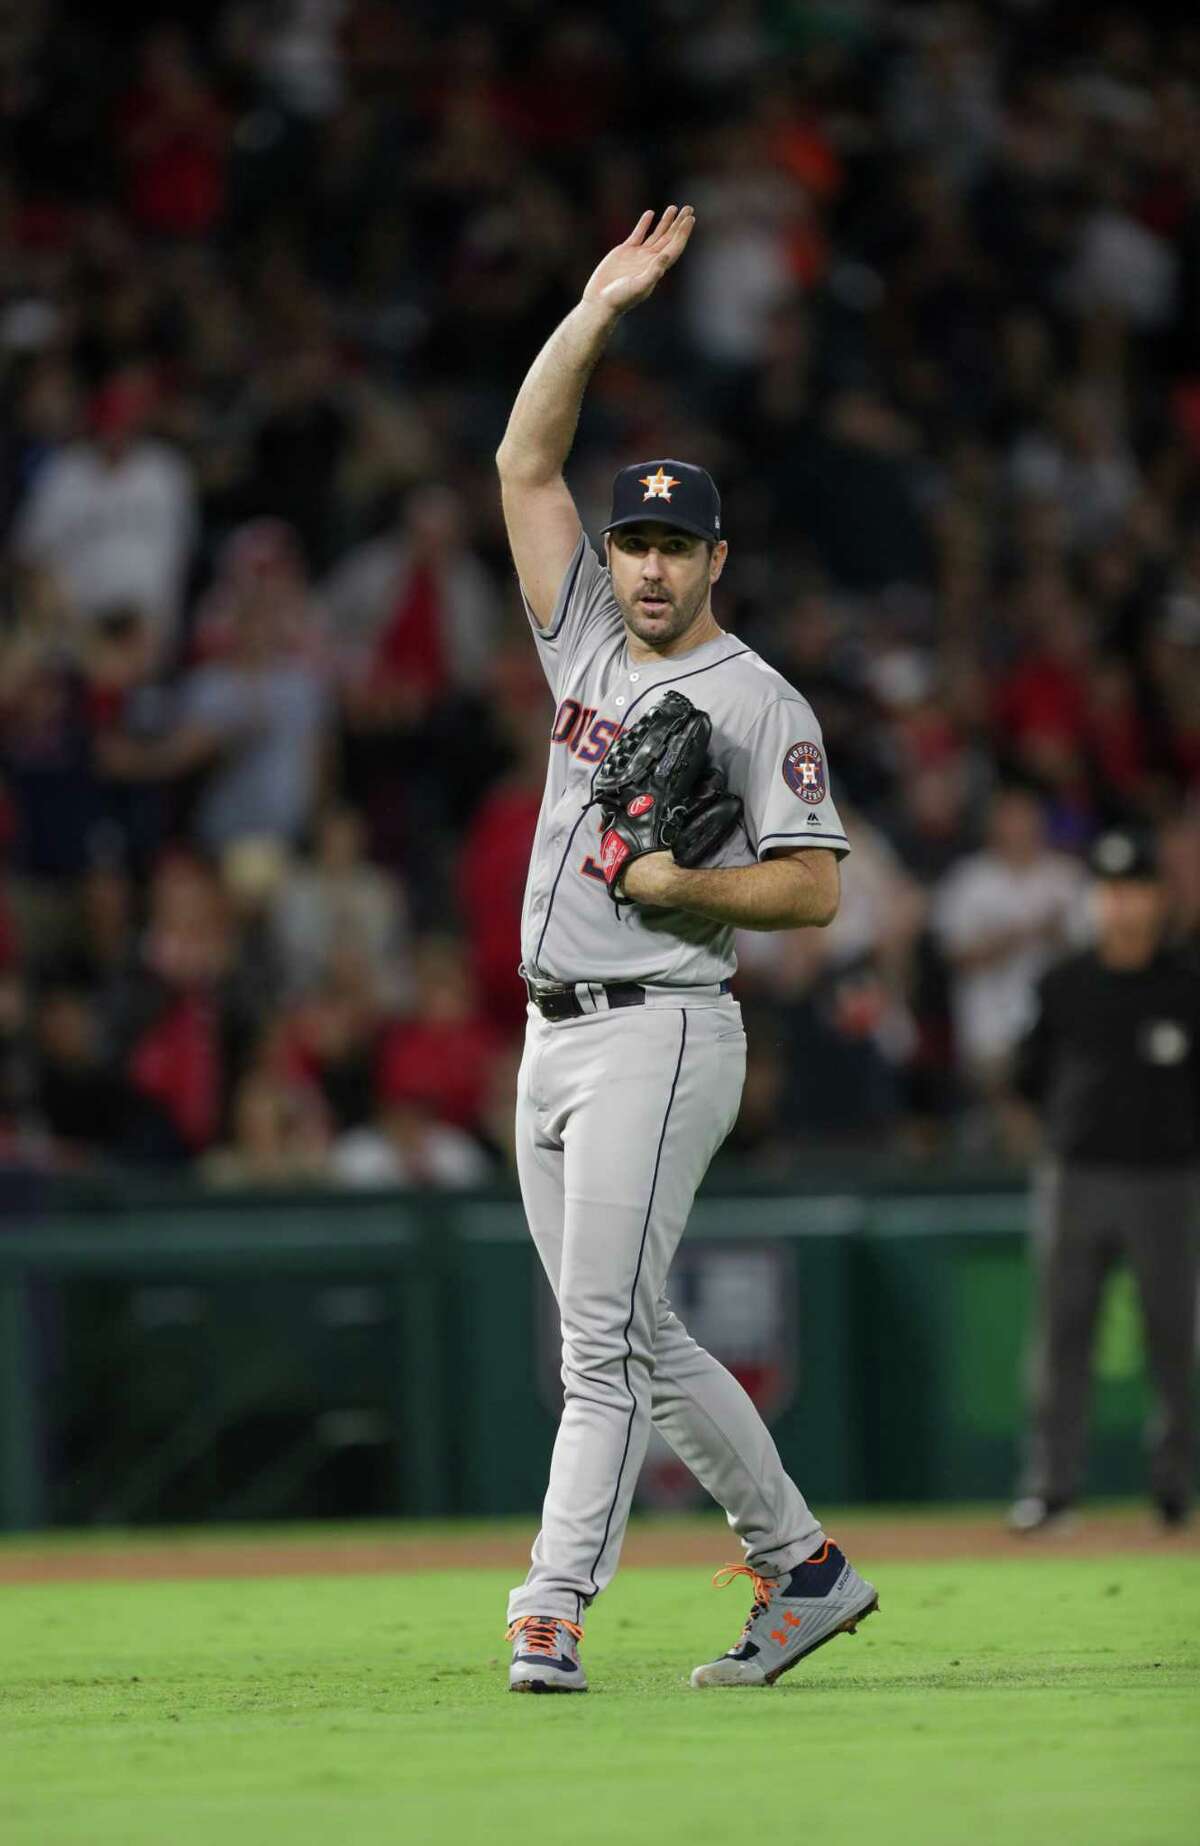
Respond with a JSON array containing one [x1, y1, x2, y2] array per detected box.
[[602, 459, 722, 543], [1088, 828, 1160, 882]]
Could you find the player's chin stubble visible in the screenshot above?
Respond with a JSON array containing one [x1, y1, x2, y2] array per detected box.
[[616, 577, 710, 649]]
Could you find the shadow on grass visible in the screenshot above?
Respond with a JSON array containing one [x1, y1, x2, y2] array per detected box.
[[790, 1661, 1193, 1694]]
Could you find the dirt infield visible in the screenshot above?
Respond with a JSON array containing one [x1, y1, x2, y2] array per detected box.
[[1, 1510, 1194, 1585]]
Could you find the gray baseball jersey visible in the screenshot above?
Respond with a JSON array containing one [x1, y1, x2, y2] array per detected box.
[[520, 533, 849, 985]]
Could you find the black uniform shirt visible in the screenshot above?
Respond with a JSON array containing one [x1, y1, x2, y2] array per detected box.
[[1016, 949, 1200, 1166]]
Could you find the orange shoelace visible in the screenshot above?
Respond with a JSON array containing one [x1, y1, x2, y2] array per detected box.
[[712, 1540, 833, 1606], [506, 1615, 584, 1655], [713, 1563, 778, 1646], [712, 1563, 778, 1611], [712, 1544, 834, 1642]]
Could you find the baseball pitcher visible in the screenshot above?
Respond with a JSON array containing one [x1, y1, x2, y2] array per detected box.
[[497, 206, 878, 1691]]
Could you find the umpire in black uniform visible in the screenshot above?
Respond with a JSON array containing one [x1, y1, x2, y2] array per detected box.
[[1009, 828, 1200, 1532]]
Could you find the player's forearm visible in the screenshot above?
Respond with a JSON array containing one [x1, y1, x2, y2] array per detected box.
[[623, 853, 839, 931], [495, 300, 619, 485]]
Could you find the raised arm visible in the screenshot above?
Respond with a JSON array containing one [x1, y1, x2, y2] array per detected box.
[[495, 206, 695, 627]]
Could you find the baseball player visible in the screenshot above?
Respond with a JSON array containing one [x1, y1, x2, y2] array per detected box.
[[496, 206, 878, 1692]]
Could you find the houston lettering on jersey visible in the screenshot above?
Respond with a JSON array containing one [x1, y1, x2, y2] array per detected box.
[[551, 697, 622, 765]]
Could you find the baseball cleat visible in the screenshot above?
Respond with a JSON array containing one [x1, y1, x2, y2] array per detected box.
[[507, 1615, 588, 1693], [1154, 1496, 1190, 1532], [690, 1541, 878, 1689], [1007, 1496, 1077, 1536]]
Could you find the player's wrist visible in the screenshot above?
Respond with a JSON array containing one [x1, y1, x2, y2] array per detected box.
[[622, 851, 684, 905], [576, 293, 624, 332]]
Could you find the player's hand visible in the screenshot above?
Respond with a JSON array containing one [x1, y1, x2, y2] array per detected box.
[[621, 851, 681, 907], [582, 207, 695, 317]]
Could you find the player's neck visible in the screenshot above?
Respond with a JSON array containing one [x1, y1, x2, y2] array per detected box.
[[623, 605, 724, 664]]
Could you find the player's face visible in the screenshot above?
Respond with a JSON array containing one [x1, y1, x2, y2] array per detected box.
[[606, 525, 726, 650]]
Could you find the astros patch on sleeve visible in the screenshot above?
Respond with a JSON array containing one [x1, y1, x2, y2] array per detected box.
[[740, 703, 849, 860]]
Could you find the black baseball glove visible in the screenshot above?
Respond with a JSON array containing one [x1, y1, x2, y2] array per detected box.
[[593, 690, 742, 904], [671, 764, 744, 869]]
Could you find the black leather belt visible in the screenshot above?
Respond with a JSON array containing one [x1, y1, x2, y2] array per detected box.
[[527, 980, 647, 1021], [525, 977, 732, 1021]]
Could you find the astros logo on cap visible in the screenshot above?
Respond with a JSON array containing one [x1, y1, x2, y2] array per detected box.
[[640, 467, 679, 502]]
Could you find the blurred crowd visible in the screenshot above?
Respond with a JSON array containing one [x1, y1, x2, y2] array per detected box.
[[2, 0, 1200, 1187]]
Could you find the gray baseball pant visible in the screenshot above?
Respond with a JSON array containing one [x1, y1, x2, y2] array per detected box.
[[507, 995, 824, 1628], [1020, 1162, 1199, 1507]]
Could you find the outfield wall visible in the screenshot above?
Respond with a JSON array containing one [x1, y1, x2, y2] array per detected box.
[[0, 1175, 1182, 1531]]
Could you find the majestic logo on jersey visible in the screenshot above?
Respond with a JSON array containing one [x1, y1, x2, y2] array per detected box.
[[640, 467, 680, 502], [627, 792, 655, 816], [782, 741, 826, 804]]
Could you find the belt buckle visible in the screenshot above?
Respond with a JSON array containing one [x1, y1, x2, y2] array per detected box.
[[528, 977, 573, 1020]]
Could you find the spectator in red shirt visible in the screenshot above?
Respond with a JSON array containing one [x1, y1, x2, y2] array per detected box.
[[280, 942, 386, 1134], [110, 854, 256, 1164], [994, 572, 1094, 763], [993, 573, 1099, 840], [325, 486, 501, 883], [459, 772, 540, 1035], [325, 485, 498, 723], [375, 936, 500, 1135], [118, 26, 227, 239], [457, 653, 550, 1033], [1085, 655, 1150, 813]]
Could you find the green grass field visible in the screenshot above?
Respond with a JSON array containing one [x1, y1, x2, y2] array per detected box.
[[2, 1530, 1197, 1846]]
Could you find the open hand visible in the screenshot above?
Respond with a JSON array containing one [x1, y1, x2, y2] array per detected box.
[[582, 206, 695, 316]]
